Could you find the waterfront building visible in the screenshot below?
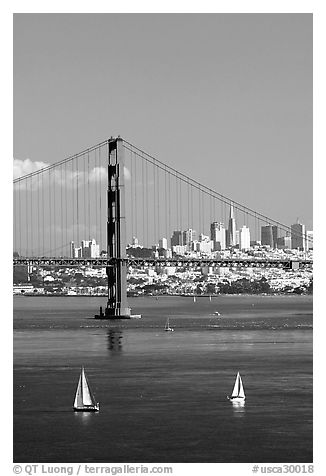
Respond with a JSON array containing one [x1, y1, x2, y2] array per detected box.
[[13, 284, 36, 294], [162, 266, 176, 276], [210, 222, 226, 251], [291, 221, 306, 251], [201, 266, 214, 276]]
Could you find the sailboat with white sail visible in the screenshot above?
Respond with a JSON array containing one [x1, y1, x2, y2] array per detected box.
[[164, 317, 174, 332], [73, 367, 100, 412], [227, 372, 245, 403]]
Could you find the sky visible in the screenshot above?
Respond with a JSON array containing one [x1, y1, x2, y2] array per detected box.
[[13, 13, 312, 230]]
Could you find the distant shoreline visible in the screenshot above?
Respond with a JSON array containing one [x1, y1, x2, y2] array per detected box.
[[13, 292, 312, 298]]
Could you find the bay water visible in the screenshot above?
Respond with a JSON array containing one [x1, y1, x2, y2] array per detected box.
[[13, 294, 313, 463]]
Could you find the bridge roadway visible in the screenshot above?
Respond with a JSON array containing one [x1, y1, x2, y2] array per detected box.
[[13, 257, 313, 270]]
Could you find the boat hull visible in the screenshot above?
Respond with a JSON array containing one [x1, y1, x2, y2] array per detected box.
[[227, 396, 245, 403], [73, 404, 99, 412]]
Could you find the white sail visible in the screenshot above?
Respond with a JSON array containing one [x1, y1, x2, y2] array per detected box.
[[74, 375, 83, 408], [231, 372, 240, 397], [81, 368, 95, 406], [238, 374, 245, 398], [231, 372, 245, 398]]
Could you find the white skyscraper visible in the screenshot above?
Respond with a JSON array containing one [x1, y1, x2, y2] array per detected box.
[[240, 225, 250, 250], [70, 241, 82, 258], [196, 234, 213, 253], [159, 237, 168, 249]]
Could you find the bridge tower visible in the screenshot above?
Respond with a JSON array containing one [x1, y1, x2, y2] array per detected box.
[[95, 137, 131, 319]]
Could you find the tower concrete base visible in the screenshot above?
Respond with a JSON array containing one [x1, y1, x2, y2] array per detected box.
[[94, 305, 131, 320]]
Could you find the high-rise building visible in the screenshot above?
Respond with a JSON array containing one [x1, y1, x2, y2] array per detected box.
[[210, 222, 226, 251], [183, 228, 196, 251], [171, 230, 183, 248], [81, 239, 100, 258], [195, 235, 212, 254], [71, 239, 100, 258], [272, 226, 279, 248], [240, 225, 250, 250], [277, 234, 291, 250], [235, 230, 240, 247], [227, 204, 236, 247], [261, 225, 274, 247], [159, 237, 168, 249], [70, 241, 82, 258], [306, 230, 313, 250], [291, 221, 306, 251]]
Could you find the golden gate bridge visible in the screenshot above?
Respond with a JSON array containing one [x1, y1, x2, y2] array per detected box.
[[13, 137, 312, 318]]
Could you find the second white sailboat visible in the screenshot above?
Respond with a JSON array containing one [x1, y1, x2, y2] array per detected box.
[[73, 367, 100, 412], [164, 318, 174, 332]]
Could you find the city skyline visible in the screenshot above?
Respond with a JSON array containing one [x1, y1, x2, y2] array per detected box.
[[131, 217, 313, 253], [15, 211, 312, 258], [64, 210, 313, 259]]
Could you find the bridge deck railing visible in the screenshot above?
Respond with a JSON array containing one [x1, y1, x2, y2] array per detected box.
[[13, 257, 313, 269]]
